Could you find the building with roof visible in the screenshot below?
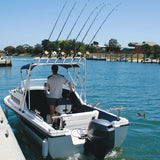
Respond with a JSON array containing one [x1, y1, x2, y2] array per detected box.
[[128, 41, 157, 53]]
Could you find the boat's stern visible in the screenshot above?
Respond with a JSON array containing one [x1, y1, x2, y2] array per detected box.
[[111, 117, 129, 147]]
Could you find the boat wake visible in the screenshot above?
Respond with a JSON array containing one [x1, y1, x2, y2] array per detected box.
[[66, 153, 81, 160], [65, 149, 123, 160], [66, 153, 95, 160], [105, 149, 124, 160]]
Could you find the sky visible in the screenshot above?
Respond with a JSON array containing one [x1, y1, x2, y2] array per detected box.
[[0, 0, 160, 49]]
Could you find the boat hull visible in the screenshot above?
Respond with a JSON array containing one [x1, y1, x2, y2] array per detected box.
[[48, 136, 84, 159], [4, 93, 129, 159], [19, 116, 84, 159], [114, 124, 128, 147], [0, 56, 12, 66]]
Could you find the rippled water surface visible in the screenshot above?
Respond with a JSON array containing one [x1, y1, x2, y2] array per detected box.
[[0, 57, 160, 160]]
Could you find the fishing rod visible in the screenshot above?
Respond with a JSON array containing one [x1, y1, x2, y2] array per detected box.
[[48, 1, 67, 41], [56, 2, 76, 42], [81, 4, 105, 44], [75, 4, 105, 54], [86, 3, 121, 51], [40, 1, 67, 58], [71, 4, 100, 57], [61, 0, 90, 57], [66, 0, 90, 40], [75, 5, 99, 42]]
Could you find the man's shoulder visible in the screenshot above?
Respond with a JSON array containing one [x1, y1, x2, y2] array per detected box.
[[48, 74, 64, 79], [47, 75, 52, 79], [57, 74, 64, 78]]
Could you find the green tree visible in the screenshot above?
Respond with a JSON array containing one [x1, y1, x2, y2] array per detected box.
[[104, 43, 109, 52], [33, 44, 43, 55], [79, 46, 85, 53], [151, 45, 160, 59], [22, 44, 34, 54], [108, 38, 120, 52], [47, 41, 59, 53], [141, 44, 151, 57], [88, 45, 97, 53], [59, 40, 67, 51], [59, 39, 76, 55], [42, 39, 50, 51], [23, 44, 30, 49], [66, 40, 76, 55], [4, 46, 16, 55], [16, 45, 25, 54], [92, 41, 99, 47], [26, 46, 34, 54]]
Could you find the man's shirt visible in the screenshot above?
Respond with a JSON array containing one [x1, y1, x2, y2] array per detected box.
[[47, 74, 68, 99]]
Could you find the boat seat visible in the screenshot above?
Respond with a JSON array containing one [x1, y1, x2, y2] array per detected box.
[[62, 110, 99, 130]]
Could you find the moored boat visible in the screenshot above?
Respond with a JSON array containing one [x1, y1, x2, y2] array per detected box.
[[141, 58, 152, 63], [87, 55, 107, 61], [4, 57, 129, 160], [116, 57, 128, 62], [0, 55, 12, 66]]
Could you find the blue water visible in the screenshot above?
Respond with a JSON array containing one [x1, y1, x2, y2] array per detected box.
[[0, 57, 160, 160]]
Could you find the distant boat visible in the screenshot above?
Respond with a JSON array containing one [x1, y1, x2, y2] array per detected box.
[[141, 58, 152, 63], [87, 55, 107, 61], [0, 55, 12, 66], [117, 57, 128, 62]]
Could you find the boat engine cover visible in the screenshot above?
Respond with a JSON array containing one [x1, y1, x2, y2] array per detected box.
[[84, 119, 115, 160]]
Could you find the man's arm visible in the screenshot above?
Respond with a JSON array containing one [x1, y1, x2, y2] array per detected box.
[[68, 82, 73, 93]]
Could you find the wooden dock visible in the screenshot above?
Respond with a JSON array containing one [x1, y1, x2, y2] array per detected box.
[[0, 105, 25, 160]]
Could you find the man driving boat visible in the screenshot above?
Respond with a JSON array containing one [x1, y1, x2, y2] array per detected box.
[[46, 65, 73, 123]]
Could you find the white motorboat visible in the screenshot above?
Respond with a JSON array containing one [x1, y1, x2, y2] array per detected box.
[[87, 55, 107, 61], [117, 57, 128, 62], [4, 57, 129, 160], [141, 58, 152, 63], [0, 55, 12, 66]]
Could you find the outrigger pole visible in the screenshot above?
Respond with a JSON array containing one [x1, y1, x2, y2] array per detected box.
[[48, 1, 67, 41], [66, 0, 90, 40], [56, 2, 76, 42]]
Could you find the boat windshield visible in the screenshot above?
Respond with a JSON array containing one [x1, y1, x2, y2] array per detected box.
[[21, 78, 47, 89]]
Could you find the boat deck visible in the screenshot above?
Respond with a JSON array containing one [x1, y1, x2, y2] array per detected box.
[[0, 105, 25, 160]]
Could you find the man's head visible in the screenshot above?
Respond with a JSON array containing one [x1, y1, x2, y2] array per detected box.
[[51, 65, 58, 74]]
